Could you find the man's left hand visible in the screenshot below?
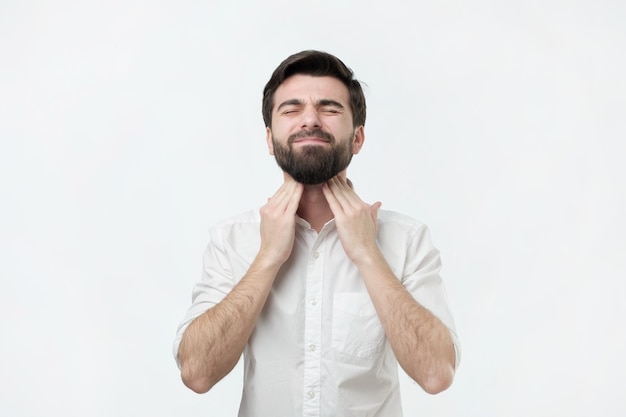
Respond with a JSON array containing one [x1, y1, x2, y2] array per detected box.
[[322, 176, 382, 263]]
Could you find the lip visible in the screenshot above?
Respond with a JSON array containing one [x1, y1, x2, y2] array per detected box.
[[292, 137, 329, 145]]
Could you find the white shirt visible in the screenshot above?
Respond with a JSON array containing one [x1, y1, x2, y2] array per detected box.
[[174, 209, 460, 417]]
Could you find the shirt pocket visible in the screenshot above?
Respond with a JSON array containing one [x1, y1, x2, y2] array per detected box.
[[331, 293, 386, 359]]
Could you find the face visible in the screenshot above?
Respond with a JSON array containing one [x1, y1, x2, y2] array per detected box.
[[266, 75, 364, 185]]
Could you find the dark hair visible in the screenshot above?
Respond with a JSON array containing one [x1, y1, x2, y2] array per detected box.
[[262, 50, 366, 128]]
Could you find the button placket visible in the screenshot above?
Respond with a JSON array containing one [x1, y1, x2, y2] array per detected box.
[[302, 242, 324, 417]]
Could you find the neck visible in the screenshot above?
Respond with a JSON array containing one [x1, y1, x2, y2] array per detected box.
[[283, 171, 349, 232], [297, 183, 333, 232]]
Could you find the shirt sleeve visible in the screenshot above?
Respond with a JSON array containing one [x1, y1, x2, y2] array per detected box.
[[401, 224, 462, 369], [172, 226, 235, 369]]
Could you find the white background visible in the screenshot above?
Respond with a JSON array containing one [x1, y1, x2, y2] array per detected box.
[[1, 1, 625, 416]]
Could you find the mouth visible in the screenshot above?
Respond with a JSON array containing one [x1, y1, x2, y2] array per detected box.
[[289, 129, 334, 146], [292, 137, 330, 145]]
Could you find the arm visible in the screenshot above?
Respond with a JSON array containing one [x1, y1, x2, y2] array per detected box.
[[353, 250, 456, 394], [322, 177, 455, 394], [178, 180, 303, 393]]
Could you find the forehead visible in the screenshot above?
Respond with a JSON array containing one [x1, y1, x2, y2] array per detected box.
[[273, 75, 350, 107]]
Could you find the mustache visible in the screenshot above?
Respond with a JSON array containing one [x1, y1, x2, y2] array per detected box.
[[288, 129, 334, 144]]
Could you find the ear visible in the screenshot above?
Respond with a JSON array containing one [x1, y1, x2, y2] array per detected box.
[[266, 127, 275, 155], [351, 126, 365, 154]]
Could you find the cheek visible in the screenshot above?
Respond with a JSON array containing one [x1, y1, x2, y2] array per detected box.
[[270, 122, 293, 140]]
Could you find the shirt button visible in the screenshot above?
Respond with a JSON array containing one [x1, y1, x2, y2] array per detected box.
[[312, 251, 320, 259], [309, 344, 316, 352], [308, 390, 316, 399], [311, 298, 317, 306]]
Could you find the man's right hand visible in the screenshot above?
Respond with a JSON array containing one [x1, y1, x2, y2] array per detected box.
[[258, 178, 303, 266], [179, 178, 303, 394]]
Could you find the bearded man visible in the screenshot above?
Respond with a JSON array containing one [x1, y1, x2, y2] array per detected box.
[[173, 50, 461, 417]]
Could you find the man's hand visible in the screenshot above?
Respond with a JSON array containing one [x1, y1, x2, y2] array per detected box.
[[258, 178, 304, 266], [322, 176, 382, 263], [179, 178, 302, 394], [323, 176, 456, 393]]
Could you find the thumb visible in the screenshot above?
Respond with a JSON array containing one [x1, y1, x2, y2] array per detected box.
[[370, 201, 382, 220]]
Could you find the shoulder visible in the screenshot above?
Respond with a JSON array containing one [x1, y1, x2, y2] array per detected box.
[[377, 209, 428, 234], [376, 209, 437, 251], [207, 208, 261, 242], [211, 208, 261, 229]]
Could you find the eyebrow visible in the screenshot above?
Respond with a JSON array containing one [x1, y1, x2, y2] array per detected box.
[[317, 99, 345, 109], [276, 98, 346, 111], [276, 99, 303, 111]]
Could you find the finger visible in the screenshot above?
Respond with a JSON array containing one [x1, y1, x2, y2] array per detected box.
[[285, 182, 303, 214], [267, 180, 298, 210], [328, 177, 361, 209], [322, 182, 343, 216], [370, 201, 382, 221]]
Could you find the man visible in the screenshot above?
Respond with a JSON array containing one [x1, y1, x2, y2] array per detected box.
[[173, 50, 460, 416]]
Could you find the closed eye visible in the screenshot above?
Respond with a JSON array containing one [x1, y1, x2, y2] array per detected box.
[[317, 99, 344, 115], [321, 108, 341, 114]]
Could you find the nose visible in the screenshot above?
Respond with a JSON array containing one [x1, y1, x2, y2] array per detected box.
[[300, 106, 321, 129]]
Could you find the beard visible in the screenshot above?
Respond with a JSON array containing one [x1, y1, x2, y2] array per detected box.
[[272, 128, 354, 185]]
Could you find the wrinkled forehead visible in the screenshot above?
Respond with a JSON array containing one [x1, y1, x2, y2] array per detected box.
[[273, 74, 351, 109]]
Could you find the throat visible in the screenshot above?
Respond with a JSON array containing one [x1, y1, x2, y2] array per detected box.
[[297, 186, 334, 232]]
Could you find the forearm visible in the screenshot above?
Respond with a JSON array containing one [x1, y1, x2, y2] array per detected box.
[[357, 250, 456, 394], [178, 254, 281, 393]]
